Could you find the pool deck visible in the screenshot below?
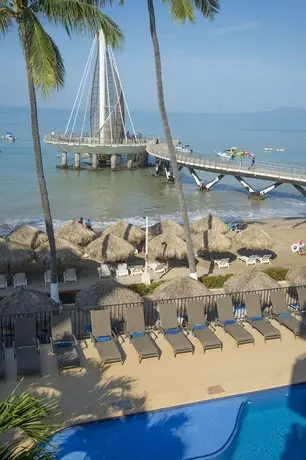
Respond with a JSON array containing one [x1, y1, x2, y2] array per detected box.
[[1, 319, 306, 427]]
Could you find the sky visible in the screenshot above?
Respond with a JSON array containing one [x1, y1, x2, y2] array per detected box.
[[1, 0, 306, 113]]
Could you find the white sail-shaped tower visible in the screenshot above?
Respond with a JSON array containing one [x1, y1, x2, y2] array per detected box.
[[44, 31, 148, 170]]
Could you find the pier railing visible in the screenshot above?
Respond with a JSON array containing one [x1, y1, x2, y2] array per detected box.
[[148, 145, 306, 182], [44, 133, 151, 147], [0, 285, 302, 347]]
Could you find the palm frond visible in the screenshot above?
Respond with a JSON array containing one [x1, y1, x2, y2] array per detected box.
[[21, 10, 65, 96], [192, 0, 220, 19], [0, 390, 58, 442], [0, 5, 13, 37], [163, 0, 195, 22], [0, 441, 56, 460], [36, 0, 124, 48]]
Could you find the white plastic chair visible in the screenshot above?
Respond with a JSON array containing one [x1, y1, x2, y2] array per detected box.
[[214, 258, 230, 269], [98, 264, 111, 278], [116, 263, 129, 277], [238, 255, 257, 265], [13, 272, 27, 288], [256, 254, 272, 265], [149, 262, 167, 275], [0, 274, 7, 289], [129, 265, 144, 276], [63, 268, 77, 283]]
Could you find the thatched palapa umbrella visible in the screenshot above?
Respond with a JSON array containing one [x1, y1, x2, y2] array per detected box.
[[150, 219, 184, 238], [235, 226, 274, 250], [191, 214, 227, 234], [75, 279, 142, 308], [148, 234, 187, 260], [36, 237, 83, 265], [102, 220, 145, 245], [224, 268, 280, 293], [286, 266, 306, 286], [0, 288, 57, 315], [57, 220, 95, 247], [85, 234, 134, 263], [0, 239, 35, 269], [154, 276, 209, 299], [8, 225, 47, 249], [192, 229, 232, 253]]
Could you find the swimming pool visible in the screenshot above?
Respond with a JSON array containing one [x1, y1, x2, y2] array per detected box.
[[49, 383, 306, 459]]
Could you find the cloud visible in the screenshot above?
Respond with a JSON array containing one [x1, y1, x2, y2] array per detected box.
[[211, 21, 259, 36]]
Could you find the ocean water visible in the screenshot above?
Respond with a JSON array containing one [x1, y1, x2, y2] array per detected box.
[[48, 383, 306, 459], [0, 106, 305, 235]]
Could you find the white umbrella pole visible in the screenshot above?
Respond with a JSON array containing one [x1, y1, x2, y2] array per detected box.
[[142, 216, 151, 285]]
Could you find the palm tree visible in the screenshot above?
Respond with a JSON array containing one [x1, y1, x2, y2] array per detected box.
[[120, 0, 220, 278], [0, 1, 123, 302], [0, 390, 57, 459]]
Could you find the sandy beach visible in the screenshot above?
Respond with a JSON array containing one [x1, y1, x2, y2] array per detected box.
[[0, 216, 305, 297]]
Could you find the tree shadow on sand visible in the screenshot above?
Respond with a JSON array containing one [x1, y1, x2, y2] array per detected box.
[[281, 312, 306, 459], [29, 348, 188, 460]]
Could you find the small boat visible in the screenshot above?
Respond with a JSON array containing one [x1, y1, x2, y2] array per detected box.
[[176, 144, 193, 153], [1, 132, 16, 143], [264, 147, 285, 152], [217, 151, 235, 160], [217, 147, 254, 159]]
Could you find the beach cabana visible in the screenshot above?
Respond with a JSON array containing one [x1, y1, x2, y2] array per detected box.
[[102, 220, 145, 245], [234, 226, 275, 251], [191, 214, 227, 234], [85, 234, 135, 263], [36, 237, 83, 266], [0, 288, 57, 315], [57, 220, 95, 247], [286, 266, 306, 286], [0, 239, 35, 269], [224, 268, 280, 293], [148, 234, 187, 261], [192, 229, 232, 253], [150, 219, 184, 238], [8, 225, 47, 250], [75, 279, 142, 308], [154, 276, 209, 299]]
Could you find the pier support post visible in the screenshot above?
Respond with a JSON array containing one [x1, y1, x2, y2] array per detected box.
[[164, 161, 174, 182], [61, 151, 68, 168], [74, 152, 81, 169], [188, 168, 224, 190], [234, 176, 256, 194], [92, 153, 98, 170], [293, 184, 306, 197], [139, 152, 148, 167], [127, 154, 133, 169], [258, 182, 282, 197], [155, 160, 162, 175], [111, 154, 117, 170]]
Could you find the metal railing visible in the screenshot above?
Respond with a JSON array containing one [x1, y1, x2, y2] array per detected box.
[[44, 133, 151, 147], [0, 285, 302, 348], [148, 146, 306, 182]]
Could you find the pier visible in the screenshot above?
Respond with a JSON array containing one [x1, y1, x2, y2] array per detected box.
[[147, 143, 306, 199]]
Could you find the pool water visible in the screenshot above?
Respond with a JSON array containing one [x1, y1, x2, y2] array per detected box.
[[49, 384, 306, 459]]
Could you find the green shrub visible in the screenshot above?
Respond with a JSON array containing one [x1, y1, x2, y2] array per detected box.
[[129, 280, 165, 296], [200, 274, 233, 289], [263, 267, 288, 281]]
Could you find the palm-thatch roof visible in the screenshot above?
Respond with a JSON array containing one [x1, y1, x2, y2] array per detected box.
[[8, 225, 47, 249], [75, 279, 142, 308], [57, 220, 95, 247], [150, 219, 184, 238], [192, 229, 232, 253], [286, 266, 306, 286], [0, 240, 35, 268], [154, 276, 210, 299], [102, 220, 145, 245], [224, 268, 280, 293], [36, 237, 83, 265], [191, 214, 227, 234], [234, 226, 274, 250], [85, 234, 134, 263], [0, 288, 57, 315], [148, 234, 187, 260]]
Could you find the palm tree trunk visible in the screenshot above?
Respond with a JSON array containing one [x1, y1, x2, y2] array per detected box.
[[147, 0, 197, 278], [20, 25, 59, 302]]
